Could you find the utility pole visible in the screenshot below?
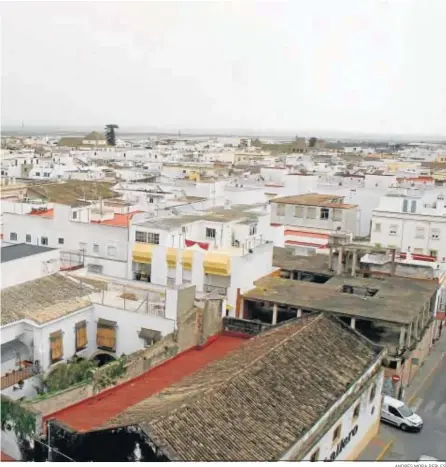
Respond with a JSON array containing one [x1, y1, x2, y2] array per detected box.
[[47, 421, 52, 462]]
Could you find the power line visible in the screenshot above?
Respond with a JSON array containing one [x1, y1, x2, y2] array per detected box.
[[32, 437, 75, 462]]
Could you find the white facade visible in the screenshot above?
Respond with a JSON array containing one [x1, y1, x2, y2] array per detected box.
[[2, 203, 137, 278], [371, 191, 446, 260], [282, 363, 384, 462], [1, 247, 60, 289]]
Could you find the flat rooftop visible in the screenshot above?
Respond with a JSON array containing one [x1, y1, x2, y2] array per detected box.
[[273, 247, 332, 275], [271, 193, 356, 209], [137, 204, 265, 231], [1, 243, 56, 263], [44, 334, 247, 432], [243, 275, 437, 324]]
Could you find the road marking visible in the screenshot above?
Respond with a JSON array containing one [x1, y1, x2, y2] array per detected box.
[[411, 397, 424, 411], [408, 352, 446, 406], [437, 403, 446, 420], [423, 400, 436, 413], [376, 439, 395, 461]]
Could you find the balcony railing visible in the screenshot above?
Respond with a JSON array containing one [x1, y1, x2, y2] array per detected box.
[[1, 365, 38, 390]]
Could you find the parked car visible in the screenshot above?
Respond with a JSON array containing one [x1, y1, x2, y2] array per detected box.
[[381, 396, 423, 432]]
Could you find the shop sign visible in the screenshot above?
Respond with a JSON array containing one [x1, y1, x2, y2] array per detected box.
[[324, 425, 358, 461]]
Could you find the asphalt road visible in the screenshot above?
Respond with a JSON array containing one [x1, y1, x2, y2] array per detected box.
[[384, 338, 446, 462]]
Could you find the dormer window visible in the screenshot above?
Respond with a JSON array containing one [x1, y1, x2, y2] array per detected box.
[[249, 224, 257, 236]]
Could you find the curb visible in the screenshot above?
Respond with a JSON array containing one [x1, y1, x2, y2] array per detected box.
[[376, 439, 394, 461], [407, 352, 445, 406]]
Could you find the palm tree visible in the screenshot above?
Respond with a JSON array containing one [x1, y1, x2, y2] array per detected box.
[[105, 124, 119, 146]]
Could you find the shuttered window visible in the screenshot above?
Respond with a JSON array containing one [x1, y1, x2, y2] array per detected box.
[[75, 320, 88, 351], [97, 319, 116, 351], [50, 330, 64, 364]]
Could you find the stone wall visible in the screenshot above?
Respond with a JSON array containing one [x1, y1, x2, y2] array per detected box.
[[26, 383, 94, 417]]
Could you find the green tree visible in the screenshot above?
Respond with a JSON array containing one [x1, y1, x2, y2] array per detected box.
[[105, 124, 119, 146], [309, 136, 318, 147]]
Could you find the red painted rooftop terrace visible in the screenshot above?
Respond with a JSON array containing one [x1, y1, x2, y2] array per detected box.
[[45, 333, 248, 432]]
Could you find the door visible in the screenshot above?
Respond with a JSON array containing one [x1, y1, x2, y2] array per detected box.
[[381, 404, 392, 424], [387, 406, 403, 427]]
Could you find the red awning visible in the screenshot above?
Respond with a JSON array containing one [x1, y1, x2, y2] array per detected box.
[[185, 240, 209, 250]]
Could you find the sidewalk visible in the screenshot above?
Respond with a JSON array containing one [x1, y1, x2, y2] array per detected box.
[[358, 331, 446, 461]]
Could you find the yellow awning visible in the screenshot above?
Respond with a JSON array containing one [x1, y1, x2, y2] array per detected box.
[[203, 253, 231, 276], [182, 250, 193, 271], [166, 247, 177, 269], [132, 243, 153, 263]]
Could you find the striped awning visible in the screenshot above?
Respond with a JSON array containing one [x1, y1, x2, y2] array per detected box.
[[203, 253, 231, 276], [182, 250, 194, 271], [132, 243, 153, 263], [166, 248, 178, 269]]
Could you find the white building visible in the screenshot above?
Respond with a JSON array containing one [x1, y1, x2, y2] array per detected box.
[[0, 245, 194, 402], [129, 204, 278, 313], [270, 193, 358, 249], [2, 202, 146, 278], [371, 189, 446, 261]]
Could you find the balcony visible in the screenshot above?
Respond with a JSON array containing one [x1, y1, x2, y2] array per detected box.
[[1, 363, 38, 391]]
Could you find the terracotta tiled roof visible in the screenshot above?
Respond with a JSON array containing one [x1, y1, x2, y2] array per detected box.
[[45, 334, 247, 432], [1, 274, 93, 325], [105, 314, 380, 461], [91, 211, 142, 227]]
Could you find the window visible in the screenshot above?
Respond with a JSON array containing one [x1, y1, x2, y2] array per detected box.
[[135, 231, 147, 243], [430, 250, 438, 259], [320, 208, 330, 220], [41, 236, 48, 245], [148, 232, 160, 244], [415, 226, 425, 239], [79, 242, 87, 251], [206, 227, 216, 239], [35, 172, 41, 177], [25, 234, 31, 243], [369, 383, 376, 403], [431, 228, 440, 240], [388, 406, 402, 418], [353, 403, 360, 420], [93, 244, 100, 253], [249, 224, 257, 236], [58, 238, 64, 245], [97, 320, 116, 351], [374, 223, 381, 233], [276, 204, 285, 216], [402, 199, 408, 212], [135, 231, 159, 244], [10, 232, 17, 241], [307, 207, 316, 219], [411, 200, 417, 213], [107, 245, 117, 257], [75, 321, 87, 351], [50, 330, 64, 364], [294, 206, 304, 218], [332, 424, 342, 443], [310, 449, 320, 462], [333, 208, 343, 222], [389, 225, 398, 236], [138, 328, 161, 348], [72, 211, 78, 220], [149, 197, 154, 203]]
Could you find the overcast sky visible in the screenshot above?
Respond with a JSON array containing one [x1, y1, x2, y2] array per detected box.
[[1, 1, 445, 136]]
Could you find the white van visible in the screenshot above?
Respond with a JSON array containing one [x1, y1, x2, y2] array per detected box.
[[381, 396, 423, 432]]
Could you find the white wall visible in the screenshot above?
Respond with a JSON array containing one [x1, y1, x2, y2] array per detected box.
[[3, 204, 130, 278], [93, 304, 175, 356], [301, 372, 383, 461], [1, 249, 60, 289]]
